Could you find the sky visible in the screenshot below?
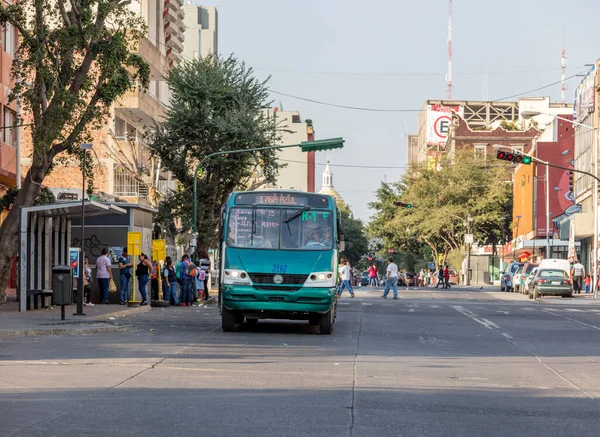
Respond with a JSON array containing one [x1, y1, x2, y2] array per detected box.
[[215, 0, 600, 221]]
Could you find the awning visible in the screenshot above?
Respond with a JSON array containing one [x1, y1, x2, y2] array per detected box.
[[21, 201, 127, 218]]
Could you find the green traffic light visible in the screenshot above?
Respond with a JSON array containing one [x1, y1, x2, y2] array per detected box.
[[406, 204, 412, 208], [522, 156, 532, 165]]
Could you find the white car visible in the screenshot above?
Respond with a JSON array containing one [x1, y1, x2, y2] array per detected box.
[[523, 267, 538, 295]]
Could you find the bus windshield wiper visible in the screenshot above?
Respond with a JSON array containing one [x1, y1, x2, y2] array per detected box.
[[283, 209, 292, 236], [283, 206, 311, 224]]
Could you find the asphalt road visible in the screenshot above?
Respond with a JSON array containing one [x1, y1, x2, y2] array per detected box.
[[2, 287, 600, 436]]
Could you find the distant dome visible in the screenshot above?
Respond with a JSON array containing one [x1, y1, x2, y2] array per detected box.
[[318, 160, 344, 204]]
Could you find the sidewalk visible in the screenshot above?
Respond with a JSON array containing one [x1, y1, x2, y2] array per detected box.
[[536, 294, 600, 306], [0, 295, 150, 337]]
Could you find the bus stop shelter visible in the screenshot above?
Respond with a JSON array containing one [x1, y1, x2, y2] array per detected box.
[[18, 201, 126, 312]]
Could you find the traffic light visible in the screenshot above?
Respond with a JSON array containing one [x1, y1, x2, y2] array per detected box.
[[496, 150, 532, 165], [568, 171, 574, 191], [394, 201, 413, 208]]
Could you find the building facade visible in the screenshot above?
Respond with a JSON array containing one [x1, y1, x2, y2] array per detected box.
[[260, 109, 316, 192], [20, 0, 183, 205], [0, 8, 19, 210], [182, 2, 218, 61]]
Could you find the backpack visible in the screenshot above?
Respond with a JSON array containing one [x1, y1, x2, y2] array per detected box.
[[197, 269, 206, 281], [176, 262, 182, 279], [185, 262, 198, 278]]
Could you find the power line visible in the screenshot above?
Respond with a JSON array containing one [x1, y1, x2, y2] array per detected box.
[[492, 69, 590, 102], [269, 90, 421, 113], [258, 67, 574, 78]]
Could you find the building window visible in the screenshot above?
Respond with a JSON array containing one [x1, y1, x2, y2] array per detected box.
[[3, 108, 16, 147], [3, 23, 15, 57], [511, 145, 524, 154], [474, 145, 486, 159], [114, 117, 126, 140]]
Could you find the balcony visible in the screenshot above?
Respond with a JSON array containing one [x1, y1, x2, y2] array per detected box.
[[115, 88, 166, 125], [132, 37, 168, 81]]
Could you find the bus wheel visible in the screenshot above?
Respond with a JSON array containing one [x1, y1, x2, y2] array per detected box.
[[308, 315, 320, 326], [319, 310, 333, 335], [222, 308, 237, 332]]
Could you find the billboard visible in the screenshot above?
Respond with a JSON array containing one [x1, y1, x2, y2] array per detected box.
[[574, 67, 596, 122], [536, 130, 576, 238], [426, 104, 463, 148]]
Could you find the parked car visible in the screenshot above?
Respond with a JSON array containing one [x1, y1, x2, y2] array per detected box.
[[501, 262, 524, 292], [523, 267, 538, 296], [514, 263, 538, 294], [531, 268, 573, 299], [360, 271, 370, 286], [448, 269, 458, 285], [538, 258, 571, 277]]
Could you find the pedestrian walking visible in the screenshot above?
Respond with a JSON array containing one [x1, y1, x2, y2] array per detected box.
[[135, 253, 152, 305], [368, 264, 378, 287], [418, 269, 425, 287], [83, 256, 94, 307], [96, 248, 113, 304], [444, 265, 451, 289], [382, 258, 399, 299], [338, 260, 355, 298], [572, 259, 585, 294], [435, 266, 444, 289], [117, 247, 132, 305]]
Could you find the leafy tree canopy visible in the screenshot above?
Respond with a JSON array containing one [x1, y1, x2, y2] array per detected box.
[[338, 203, 368, 267], [368, 151, 512, 263], [149, 55, 282, 250]]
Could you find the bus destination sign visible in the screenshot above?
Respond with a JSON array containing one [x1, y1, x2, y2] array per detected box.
[[234, 192, 329, 208]]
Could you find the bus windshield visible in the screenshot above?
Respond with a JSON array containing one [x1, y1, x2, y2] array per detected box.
[[227, 207, 333, 250]]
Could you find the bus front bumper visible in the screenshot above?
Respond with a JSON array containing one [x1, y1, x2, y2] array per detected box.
[[222, 285, 336, 314]]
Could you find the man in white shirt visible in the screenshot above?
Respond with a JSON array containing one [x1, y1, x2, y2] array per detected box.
[[337, 259, 355, 298], [382, 258, 399, 299], [572, 259, 585, 294]]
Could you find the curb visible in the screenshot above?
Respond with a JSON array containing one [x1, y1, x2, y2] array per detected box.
[[0, 323, 137, 338], [88, 304, 152, 322], [535, 298, 600, 306]]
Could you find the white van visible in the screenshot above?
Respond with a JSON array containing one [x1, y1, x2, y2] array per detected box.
[[537, 259, 571, 276]]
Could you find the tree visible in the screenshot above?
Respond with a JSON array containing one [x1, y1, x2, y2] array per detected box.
[[339, 204, 368, 266], [369, 151, 512, 265], [0, 1, 149, 303], [149, 55, 283, 250]]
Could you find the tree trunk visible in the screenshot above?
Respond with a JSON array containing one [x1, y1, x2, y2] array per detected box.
[[0, 165, 46, 303]]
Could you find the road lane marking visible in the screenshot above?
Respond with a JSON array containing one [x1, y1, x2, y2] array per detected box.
[[408, 308, 415, 312], [565, 308, 584, 312], [362, 302, 372, 306], [543, 310, 600, 332], [430, 305, 441, 308], [501, 333, 513, 339], [496, 311, 510, 315], [452, 306, 501, 330]]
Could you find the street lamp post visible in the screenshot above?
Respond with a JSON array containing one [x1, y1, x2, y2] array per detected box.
[[466, 214, 473, 286], [74, 143, 93, 316], [190, 138, 345, 254]]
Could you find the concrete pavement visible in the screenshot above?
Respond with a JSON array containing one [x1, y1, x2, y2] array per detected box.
[[2, 286, 600, 436]]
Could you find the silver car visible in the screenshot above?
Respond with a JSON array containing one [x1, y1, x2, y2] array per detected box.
[[501, 262, 524, 292]]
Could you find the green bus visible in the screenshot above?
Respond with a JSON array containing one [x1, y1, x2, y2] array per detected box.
[[218, 190, 344, 334]]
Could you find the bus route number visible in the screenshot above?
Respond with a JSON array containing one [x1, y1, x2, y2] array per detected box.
[[272, 264, 288, 273]]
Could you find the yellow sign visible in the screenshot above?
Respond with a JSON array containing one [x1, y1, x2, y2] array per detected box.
[[152, 239, 167, 261], [127, 232, 142, 256]]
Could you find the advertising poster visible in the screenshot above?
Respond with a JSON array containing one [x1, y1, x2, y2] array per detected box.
[[426, 104, 464, 147], [69, 248, 80, 277]]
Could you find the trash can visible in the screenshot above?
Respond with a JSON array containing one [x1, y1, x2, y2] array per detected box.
[[52, 265, 73, 306]]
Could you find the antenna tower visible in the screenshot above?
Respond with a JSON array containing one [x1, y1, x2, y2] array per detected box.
[[446, 0, 453, 100], [561, 40, 568, 104]]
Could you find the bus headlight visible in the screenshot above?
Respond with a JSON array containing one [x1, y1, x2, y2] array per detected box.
[[224, 269, 251, 285], [304, 272, 335, 287]]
